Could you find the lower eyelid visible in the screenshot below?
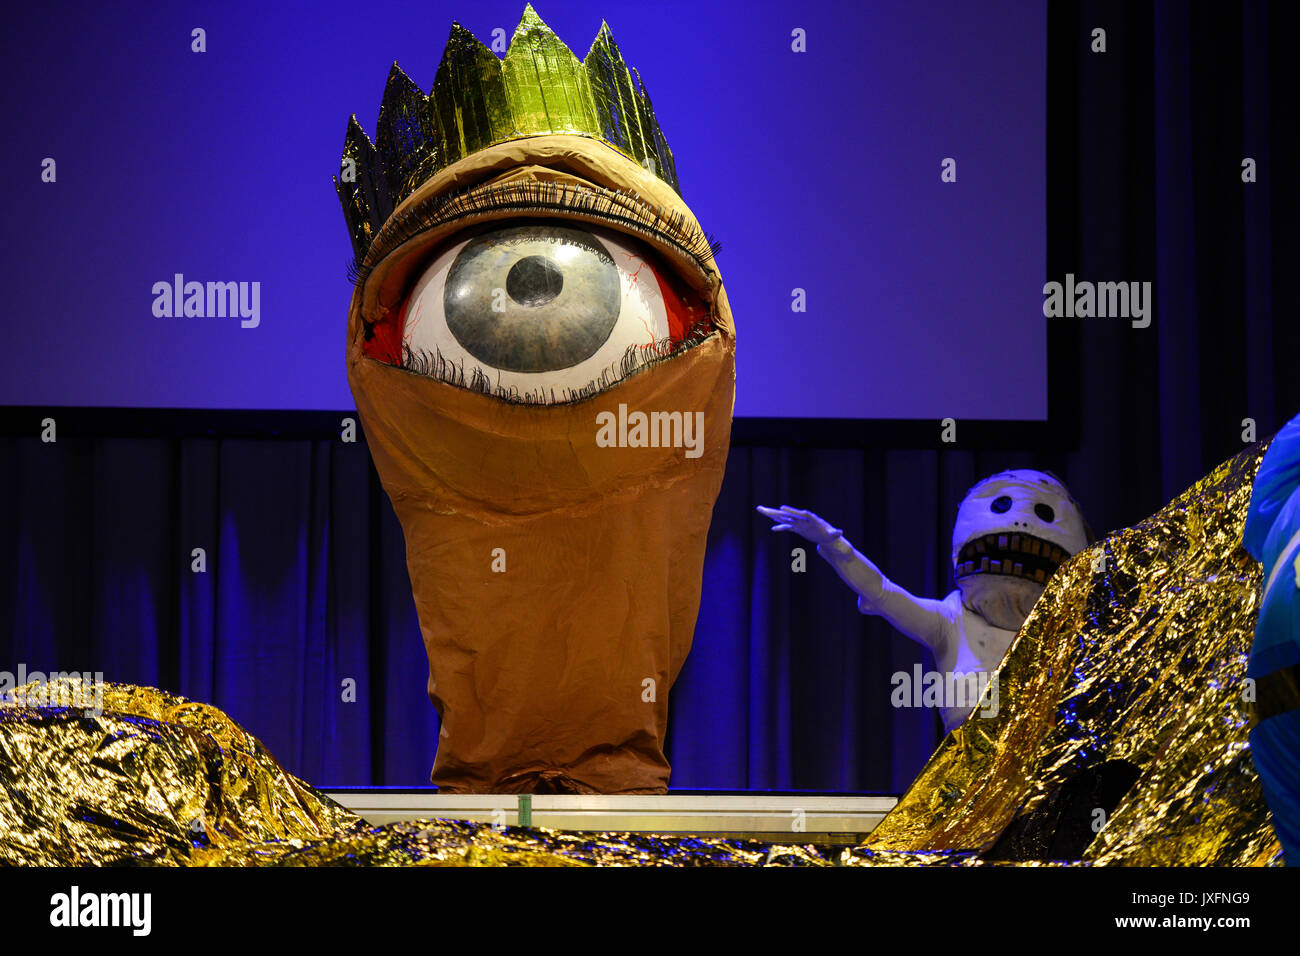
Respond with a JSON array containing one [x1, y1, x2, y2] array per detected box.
[[396, 319, 717, 406]]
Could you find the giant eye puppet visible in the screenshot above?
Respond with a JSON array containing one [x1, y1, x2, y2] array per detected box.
[[337, 6, 736, 793], [759, 469, 1091, 731]]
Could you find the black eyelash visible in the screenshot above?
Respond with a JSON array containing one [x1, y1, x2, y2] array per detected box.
[[397, 315, 718, 406], [347, 178, 722, 287]]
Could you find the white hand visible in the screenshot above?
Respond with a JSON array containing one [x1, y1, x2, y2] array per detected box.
[[755, 504, 843, 546]]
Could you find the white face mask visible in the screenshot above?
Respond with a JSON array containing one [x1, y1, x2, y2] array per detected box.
[[950, 470, 1090, 630]]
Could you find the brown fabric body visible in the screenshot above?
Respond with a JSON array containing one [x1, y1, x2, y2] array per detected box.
[[346, 135, 736, 793]]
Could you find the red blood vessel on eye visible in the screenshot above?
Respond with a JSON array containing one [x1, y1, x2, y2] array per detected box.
[[363, 297, 408, 367], [652, 254, 707, 344]]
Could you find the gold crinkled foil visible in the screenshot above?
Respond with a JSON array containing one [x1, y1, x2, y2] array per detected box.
[[859, 440, 1284, 866], [0, 443, 1283, 865], [0, 681, 830, 866], [0, 682, 363, 866]]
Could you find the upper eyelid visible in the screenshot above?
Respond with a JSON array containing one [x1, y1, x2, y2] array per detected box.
[[350, 178, 721, 293]]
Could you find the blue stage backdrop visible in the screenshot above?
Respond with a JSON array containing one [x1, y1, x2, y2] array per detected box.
[[0, 0, 1046, 421]]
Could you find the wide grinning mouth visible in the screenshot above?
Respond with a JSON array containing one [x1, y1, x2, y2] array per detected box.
[[955, 532, 1072, 584]]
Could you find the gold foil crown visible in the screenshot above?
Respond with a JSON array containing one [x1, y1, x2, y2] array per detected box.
[[336, 4, 682, 264]]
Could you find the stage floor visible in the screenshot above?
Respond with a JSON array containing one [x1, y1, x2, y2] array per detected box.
[[323, 791, 898, 844]]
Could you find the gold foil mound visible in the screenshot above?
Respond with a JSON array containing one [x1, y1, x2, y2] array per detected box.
[[857, 440, 1283, 866], [0, 682, 363, 866], [0, 680, 830, 866], [0, 443, 1282, 865]]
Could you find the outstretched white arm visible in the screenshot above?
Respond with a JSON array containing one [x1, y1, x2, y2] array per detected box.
[[756, 505, 952, 656]]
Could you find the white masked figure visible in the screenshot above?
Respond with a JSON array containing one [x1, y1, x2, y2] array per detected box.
[[758, 470, 1091, 732]]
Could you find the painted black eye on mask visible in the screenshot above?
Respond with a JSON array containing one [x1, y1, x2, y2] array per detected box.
[[1035, 503, 1056, 522], [991, 496, 1012, 514]]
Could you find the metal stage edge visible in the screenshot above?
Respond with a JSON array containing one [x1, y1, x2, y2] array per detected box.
[[323, 791, 900, 845]]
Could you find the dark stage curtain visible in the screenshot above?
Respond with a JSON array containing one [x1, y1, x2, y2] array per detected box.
[[1, 1, 1294, 791]]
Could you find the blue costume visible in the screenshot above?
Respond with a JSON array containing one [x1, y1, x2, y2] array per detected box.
[[1243, 414, 1300, 865]]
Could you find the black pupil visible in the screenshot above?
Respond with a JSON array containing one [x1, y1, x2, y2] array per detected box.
[[506, 255, 564, 307], [990, 496, 1012, 514], [1035, 503, 1056, 522]]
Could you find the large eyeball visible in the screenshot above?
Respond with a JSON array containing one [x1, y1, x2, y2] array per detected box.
[[365, 219, 710, 403]]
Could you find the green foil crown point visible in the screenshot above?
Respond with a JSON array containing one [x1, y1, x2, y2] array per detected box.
[[335, 114, 392, 261], [337, 4, 682, 265], [432, 20, 508, 160], [376, 62, 439, 204], [503, 4, 599, 137]]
